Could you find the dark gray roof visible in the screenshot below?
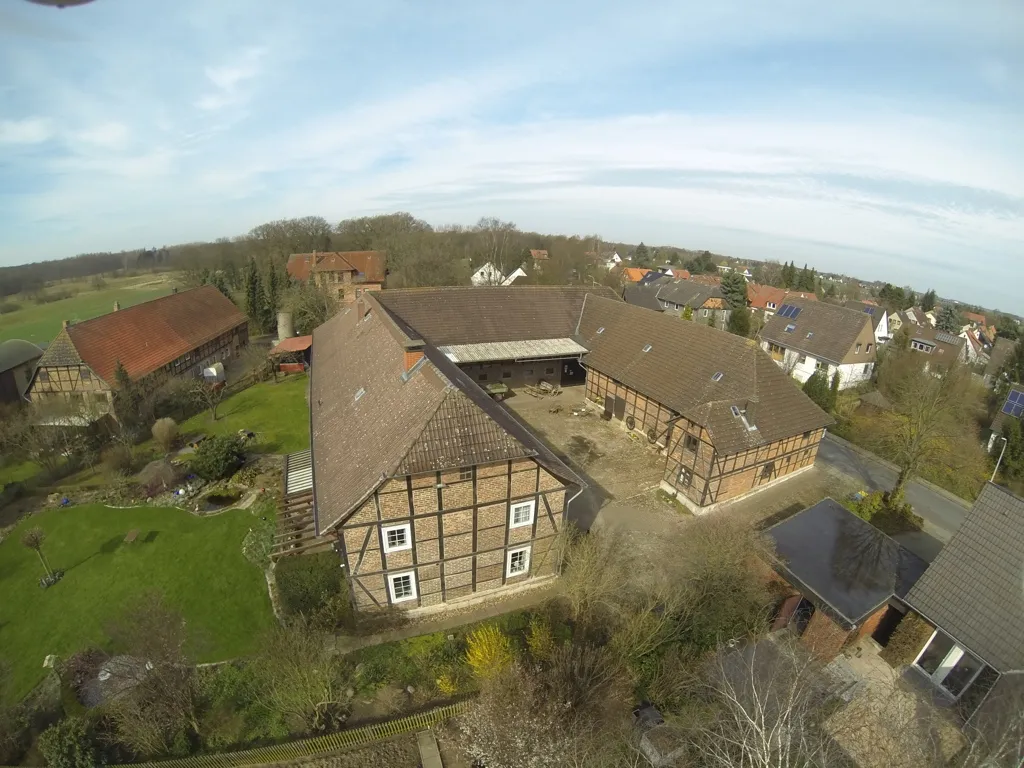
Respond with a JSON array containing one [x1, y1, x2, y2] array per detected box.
[[842, 301, 885, 331], [577, 296, 833, 455], [310, 296, 583, 533], [767, 498, 928, 628], [990, 385, 1024, 435], [622, 281, 668, 312], [906, 483, 1024, 672], [376, 286, 617, 346], [984, 337, 1017, 379], [760, 298, 873, 365], [654, 278, 723, 309], [0, 339, 43, 372]]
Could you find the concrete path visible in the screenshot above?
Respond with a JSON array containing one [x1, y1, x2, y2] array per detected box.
[[816, 434, 970, 560], [416, 731, 444, 768]]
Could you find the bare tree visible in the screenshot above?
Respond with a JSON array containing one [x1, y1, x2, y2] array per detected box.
[[249, 617, 348, 733], [104, 593, 202, 758], [472, 217, 520, 282], [285, 282, 339, 335], [6, 400, 90, 478], [190, 379, 227, 422], [556, 526, 630, 621], [21, 528, 52, 578], [959, 676, 1024, 768]]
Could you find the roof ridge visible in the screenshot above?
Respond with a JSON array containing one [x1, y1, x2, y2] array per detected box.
[[64, 284, 207, 330]]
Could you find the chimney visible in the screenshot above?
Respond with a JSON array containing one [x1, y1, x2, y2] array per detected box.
[[113, 301, 120, 311], [403, 340, 425, 373], [62, 320, 69, 329], [172, 287, 178, 294]]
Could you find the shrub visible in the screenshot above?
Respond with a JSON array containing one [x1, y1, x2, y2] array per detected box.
[[274, 551, 344, 617], [191, 435, 245, 480], [466, 624, 514, 680], [526, 615, 555, 661], [151, 418, 179, 452], [802, 371, 835, 412], [435, 669, 459, 697], [38, 717, 97, 768], [101, 444, 135, 474], [880, 612, 933, 667], [0, 301, 20, 314]]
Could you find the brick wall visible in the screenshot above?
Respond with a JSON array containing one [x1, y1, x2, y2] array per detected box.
[[341, 458, 567, 612], [461, 361, 563, 389], [800, 610, 852, 661]]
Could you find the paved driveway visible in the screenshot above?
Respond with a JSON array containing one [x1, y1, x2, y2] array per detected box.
[[816, 435, 969, 560]]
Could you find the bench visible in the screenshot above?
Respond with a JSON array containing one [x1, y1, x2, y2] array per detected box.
[[124, 529, 139, 544]]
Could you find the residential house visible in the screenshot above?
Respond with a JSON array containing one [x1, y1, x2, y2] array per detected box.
[[983, 338, 1017, 388], [624, 277, 732, 330], [987, 384, 1023, 452], [747, 284, 818, 319], [759, 299, 876, 389], [529, 249, 549, 271], [842, 300, 889, 345], [890, 307, 932, 334], [288, 287, 833, 605], [905, 325, 967, 371], [654, 264, 690, 280], [963, 311, 986, 328], [764, 498, 928, 661], [0, 339, 43, 405], [959, 328, 987, 365], [287, 250, 386, 304], [902, 482, 1024, 713], [621, 267, 652, 283], [470, 262, 527, 287], [304, 295, 583, 613], [25, 287, 248, 413]]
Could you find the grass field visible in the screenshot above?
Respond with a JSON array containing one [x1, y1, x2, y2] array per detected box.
[[180, 374, 310, 454], [0, 503, 275, 701], [0, 274, 179, 344]]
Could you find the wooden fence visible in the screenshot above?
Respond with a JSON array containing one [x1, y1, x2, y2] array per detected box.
[[126, 701, 467, 768]]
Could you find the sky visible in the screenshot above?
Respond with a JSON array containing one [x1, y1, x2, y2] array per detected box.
[[1, 0, 1022, 312]]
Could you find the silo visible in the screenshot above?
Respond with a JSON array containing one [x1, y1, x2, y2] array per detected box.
[[277, 311, 295, 342]]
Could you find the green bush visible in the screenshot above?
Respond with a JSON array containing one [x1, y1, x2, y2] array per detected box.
[[802, 371, 836, 412], [274, 551, 347, 623], [0, 301, 20, 315], [191, 435, 246, 481], [843, 490, 923, 535], [38, 716, 97, 768]]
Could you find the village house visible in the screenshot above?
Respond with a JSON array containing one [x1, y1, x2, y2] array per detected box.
[[759, 299, 876, 389], [841, 300, 889, 345], [623, 277, 731, 330], [25, 287, 248, 413], [902, 482, 1024, 715], [903, 324, 967, 371], [287, 286, 832, 613], [286, 250, 386, 304], [469, 262, 527, 287], [620, 266, 651, 283], [764, 498, 928, 661], [0, 339, 43, 405], [746, 284, 817, 320], [983, 337, 1017, 388], [987, 384, 1023, 453]]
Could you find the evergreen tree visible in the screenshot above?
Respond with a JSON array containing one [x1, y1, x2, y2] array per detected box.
[[936, 306, 961, 334], [920, 289, 937, 312], [720, 271, 749, 310], [244, 258, 268, 332], [112, 361, 145, 437], [265, 257, 281, 317], [905, 289, 916, 309], [707, 315, 716, 328], [824, 282, 838, 299], [727, 307, 751, 337], [209, 272, 230, 297], [830, 370, 841, 405], [633, 242, 650, 266], [802, 371, 834, 413], [1000, 418, 1024, 482], [797, 264, 813, 292], [682, 305, 693, 321]]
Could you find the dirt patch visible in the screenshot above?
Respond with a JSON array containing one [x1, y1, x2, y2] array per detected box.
[[276, 735, 420, 768], [723, 465, 859, 528]]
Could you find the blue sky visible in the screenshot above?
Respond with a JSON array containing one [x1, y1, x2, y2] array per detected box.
[[1, 0, 1022, 311]]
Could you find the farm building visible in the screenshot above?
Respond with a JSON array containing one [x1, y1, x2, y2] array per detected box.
[[286, 251, 386, 304], [287, 286, 832, 614], [25, 286, 248, 412], [0, 339, 43, 404]]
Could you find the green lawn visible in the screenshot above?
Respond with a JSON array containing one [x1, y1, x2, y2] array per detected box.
[[0, 278, 177, 344], [0, 460, 39, 489], [179, 374, 310, 454], [0, 503, 275, 701]]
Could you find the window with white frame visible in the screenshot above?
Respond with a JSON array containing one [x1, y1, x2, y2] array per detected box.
[[382, 523, 412, 553], [509, 500, 535, 528], [506, 545, 531, 577], [458, 467, 472, 481], [387, 571, 417, 602], [678, 467, 693, 487]]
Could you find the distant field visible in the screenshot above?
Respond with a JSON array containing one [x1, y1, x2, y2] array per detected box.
[[0, 274, 180, 344]]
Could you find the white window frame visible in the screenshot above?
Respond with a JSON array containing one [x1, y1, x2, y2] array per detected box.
[[506, 545, 531, 577], [387, 570, 417, 603], [678, 467, 693, 487], [509, 499, 536, 529], [382, 523, 412, 553]]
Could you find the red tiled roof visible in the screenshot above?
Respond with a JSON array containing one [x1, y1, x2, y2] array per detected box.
[[746, 283, 818, 310], [271, 335, 313, 354], [622, 267, 651, 282], [287, 251, 386, 282], [530, 249, 549, 260], [686, 274, 722, 287], [671, 268, 691, 280], [64, 286, 246, 384], [964, 311, 987, 325]]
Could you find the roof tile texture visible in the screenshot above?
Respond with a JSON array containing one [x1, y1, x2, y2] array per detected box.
[[906, 483, 1024, 671], [760, 298, 874, 365]]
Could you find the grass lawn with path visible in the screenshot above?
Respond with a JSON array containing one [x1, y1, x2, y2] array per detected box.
[[0, 503, 274, 701], [179, 374, 309, 454]]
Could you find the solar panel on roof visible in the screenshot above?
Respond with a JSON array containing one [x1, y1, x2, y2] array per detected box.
[[863, 306, 876, 315], [1003, 390, 1024, 418], [935, 331, 960, 344], [777, 304, 795, 318]]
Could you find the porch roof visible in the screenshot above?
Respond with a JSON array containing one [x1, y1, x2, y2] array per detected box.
[[437, 338, 587, 364]]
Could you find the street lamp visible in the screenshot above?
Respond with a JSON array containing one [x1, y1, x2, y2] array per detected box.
[[991, 435, 1008, 483]]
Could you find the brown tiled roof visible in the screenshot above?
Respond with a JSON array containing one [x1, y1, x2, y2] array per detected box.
[[760, 298, 873, 365], [654, 278, 723, 309], [905, 324, 966, 363], [686, 273, 722, 287], [530, 249, 549, 260], [310, 296, 583, 533], [985, 337, 1017, 379], [622, 267, 651, 282], [576, 296, 833, 454], [964, 311, 986, 326], [33, 286, 246, 385], [906, 483, 1024, 672], [376, 286, 618, 346], [288, 251, 386, 282], [270, 335, 313, 354]]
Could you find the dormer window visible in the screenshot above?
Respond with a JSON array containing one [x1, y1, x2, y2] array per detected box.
[[784, 324, 796, 333], [597, 327, 605, 334], [711, 372, 724, 382], [642, 344, 652, 352], [730, 405, 741, 417], [354, 387, 366, 401]]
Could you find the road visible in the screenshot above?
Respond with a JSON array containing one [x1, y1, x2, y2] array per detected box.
[[817, 434, 970, 561]]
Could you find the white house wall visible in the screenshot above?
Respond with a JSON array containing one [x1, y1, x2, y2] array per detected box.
[[764, 344, 873, 390]]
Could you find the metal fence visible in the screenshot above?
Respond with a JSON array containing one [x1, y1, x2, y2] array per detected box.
[[123, 701, 467, 768]]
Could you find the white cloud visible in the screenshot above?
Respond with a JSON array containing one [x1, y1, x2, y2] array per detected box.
[[196, 46, 267, 111], [0, 117, 52, 143], [75, 121, 130, 149]]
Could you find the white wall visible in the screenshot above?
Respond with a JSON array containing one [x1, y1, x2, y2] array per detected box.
[[762, 343, 873, 390], [471, 262, 504, 286]]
